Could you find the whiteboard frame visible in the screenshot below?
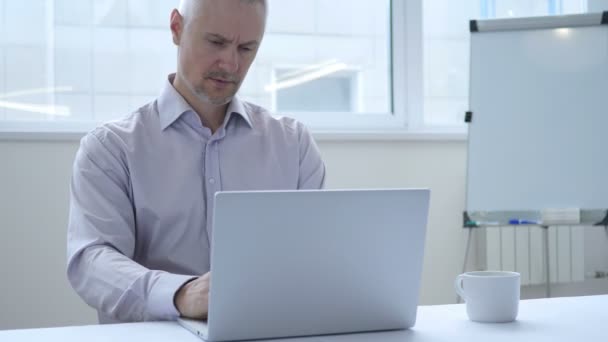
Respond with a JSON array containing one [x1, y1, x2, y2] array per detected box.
[[464, 12, 608, 227]]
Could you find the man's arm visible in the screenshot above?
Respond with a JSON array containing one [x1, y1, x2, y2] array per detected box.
[[67, 131, 195, 322], [296, 123, 326, 189]]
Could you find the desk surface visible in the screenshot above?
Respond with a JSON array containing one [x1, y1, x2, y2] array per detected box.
[[1, 295, 606, 341]]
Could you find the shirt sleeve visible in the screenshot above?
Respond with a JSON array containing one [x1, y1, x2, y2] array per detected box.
[[296, 123, 326, 189], [66, 130, 195, 322]]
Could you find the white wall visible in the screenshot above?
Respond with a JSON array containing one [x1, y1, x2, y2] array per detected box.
[[0, 138, 473, 330], [0, 141, 97, 329]]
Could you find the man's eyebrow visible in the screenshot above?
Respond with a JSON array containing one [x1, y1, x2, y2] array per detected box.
[[205, 33, 259, 46], [205, 33, 229, 42]]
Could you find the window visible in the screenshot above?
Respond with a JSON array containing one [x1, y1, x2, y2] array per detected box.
[[0, 0, 395, 134], [0, 0, 178, 132], [245, 0, 393, 125], [0, 0, 603, 136]]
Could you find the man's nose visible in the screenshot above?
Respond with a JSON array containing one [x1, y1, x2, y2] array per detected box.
[[218, 47, 239, 74]]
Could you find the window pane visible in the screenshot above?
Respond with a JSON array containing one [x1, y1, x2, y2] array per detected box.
[[0, 0, 393, 129], [423, 0, 589, 127], [0, 0, 176, 124], [277, 75, 354, 112], [242, 0, 392, 114]]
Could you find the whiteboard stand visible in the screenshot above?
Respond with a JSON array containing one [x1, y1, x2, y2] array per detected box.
[[542, 225, 551, 298], [459, 223, 550, 300], [457, 227, 474, 303], [460, 209, 608, 301]]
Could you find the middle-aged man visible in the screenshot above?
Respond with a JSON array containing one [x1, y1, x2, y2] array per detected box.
[[67, 0, 326, 324]]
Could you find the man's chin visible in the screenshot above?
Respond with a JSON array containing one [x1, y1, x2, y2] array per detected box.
[[208, 96, 234, 106], [194, 91, 234, 106]]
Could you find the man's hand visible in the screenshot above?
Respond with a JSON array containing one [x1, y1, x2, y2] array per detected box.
[[175, 272, 211, 319]]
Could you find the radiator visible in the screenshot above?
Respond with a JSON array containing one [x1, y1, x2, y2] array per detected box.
[[484, 226, 585, 285]]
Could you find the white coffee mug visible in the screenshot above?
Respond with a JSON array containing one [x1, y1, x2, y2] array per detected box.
[[454, 271, 520, 323]]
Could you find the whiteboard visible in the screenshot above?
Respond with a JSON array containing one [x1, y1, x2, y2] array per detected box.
[[466, 13, 608, 213]]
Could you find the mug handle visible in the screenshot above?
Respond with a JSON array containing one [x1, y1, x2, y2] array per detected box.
[[454, 274, 466, 301]]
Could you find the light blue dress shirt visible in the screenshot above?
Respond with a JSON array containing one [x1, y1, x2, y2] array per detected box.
[[67, 75, 326, 324]]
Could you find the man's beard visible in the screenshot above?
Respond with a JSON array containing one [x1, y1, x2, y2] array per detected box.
[[183, 70, 239, 106]]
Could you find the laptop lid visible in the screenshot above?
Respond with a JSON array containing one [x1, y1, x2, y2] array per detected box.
[[204, 189, 430, 341]]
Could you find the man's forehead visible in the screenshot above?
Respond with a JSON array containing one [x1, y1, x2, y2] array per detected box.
[[189, 3, 265, 42], [193, 20, 264, 43]]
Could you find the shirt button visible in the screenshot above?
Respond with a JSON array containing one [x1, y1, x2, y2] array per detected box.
[[209, 178, 216, 184]]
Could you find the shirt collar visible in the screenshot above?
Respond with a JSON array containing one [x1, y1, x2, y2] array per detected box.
[[225, 95, 253, 129], [158, 74, 253, 131]]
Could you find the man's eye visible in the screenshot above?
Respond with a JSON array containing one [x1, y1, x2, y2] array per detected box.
[[210, 40, 223, 46]]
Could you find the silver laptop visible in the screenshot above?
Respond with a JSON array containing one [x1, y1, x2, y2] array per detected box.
[[179, 189, 430, 341]]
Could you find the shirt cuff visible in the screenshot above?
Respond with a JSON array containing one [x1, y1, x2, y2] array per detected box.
[[148, 273, 197, 320]]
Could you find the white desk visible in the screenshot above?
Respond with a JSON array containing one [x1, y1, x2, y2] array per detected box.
[[1, 295, 606, 341]]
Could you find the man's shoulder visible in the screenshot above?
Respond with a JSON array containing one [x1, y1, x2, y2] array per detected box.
[[81, 101, 158, 155], [242, 100, 308, 139]]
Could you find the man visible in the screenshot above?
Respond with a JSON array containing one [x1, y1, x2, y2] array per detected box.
[[67, 0, 325, 324]]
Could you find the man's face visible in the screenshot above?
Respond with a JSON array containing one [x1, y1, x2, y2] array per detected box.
[[173, 0, 265, 105]]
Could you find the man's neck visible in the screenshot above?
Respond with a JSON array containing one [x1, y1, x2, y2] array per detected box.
[[172, 75, 228, 134]]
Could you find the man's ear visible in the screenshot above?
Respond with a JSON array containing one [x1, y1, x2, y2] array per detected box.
[[170, 9, 184, 46]]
